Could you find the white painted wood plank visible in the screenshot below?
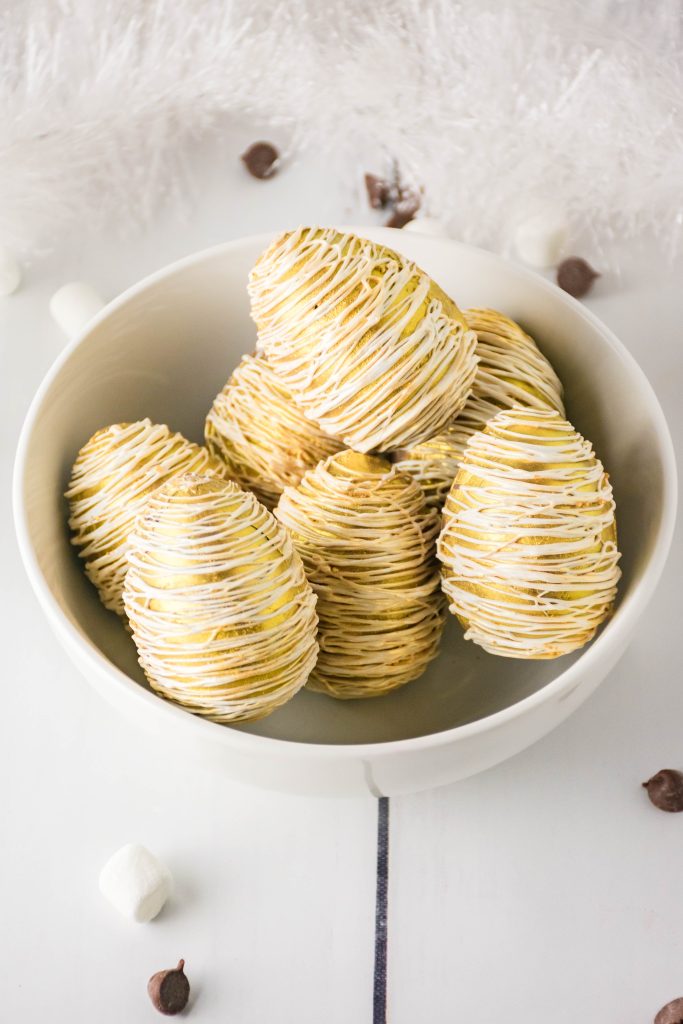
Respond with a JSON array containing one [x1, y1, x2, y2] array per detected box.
[[389, 264, 683, 1023], [0, 149, 378, 1023]]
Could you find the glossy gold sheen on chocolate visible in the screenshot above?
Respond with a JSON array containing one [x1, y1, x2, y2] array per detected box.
[[393, 308, 564, 509], [438, 408, 620, 659], [275, 449, 445, 698], [248, 227, 479, 452], [123, 474, 319, 722], [205, 352, 343, 509], [66, 419, 228, 616]]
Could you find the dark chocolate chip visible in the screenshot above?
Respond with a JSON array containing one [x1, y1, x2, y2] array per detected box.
[[643, 769, 683, 812], [386, 190, 420, 229], [148, 959, 190, 1016], [241, 142, 279, 180], [364, 173, 393, 209], [366, 164, 421, 225], [655, 996, 683, 1024], [556, 257, 599, 298]]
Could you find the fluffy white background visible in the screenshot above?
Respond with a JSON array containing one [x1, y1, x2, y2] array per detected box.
[[3, 0, 683, 258]]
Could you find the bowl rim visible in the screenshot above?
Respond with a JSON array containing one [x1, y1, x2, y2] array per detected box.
[[13, 229, 679, 760]]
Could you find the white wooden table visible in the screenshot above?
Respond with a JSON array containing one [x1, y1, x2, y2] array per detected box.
[[1, 129, 681, 1023]]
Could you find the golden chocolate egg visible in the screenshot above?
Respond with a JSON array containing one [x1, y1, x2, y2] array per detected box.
[[391, 420, 475, 511], [392, 308, 564, 508], [66, 419, 228, 616], [123, 473, 318, 722], [437, 407, 621, 659], [275, 449, 445, 698], [205, 352, 343, 509], [248, 226, 478, 452]]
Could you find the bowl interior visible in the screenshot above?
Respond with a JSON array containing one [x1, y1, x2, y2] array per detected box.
[[19, 230, 669, 745]]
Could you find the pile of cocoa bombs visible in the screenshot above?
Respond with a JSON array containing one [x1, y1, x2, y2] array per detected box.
[[67, 226, 621, 723]]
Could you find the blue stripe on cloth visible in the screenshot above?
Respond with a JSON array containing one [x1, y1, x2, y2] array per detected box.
[[373, 796, 389, 1024]]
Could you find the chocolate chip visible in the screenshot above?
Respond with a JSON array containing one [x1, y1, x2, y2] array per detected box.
[[556, 257, 599, 298], [365, 173, 392, 209], [655, 997, 683, 1024], [241, 142, 279, 180], [643, 769, 683, 812], [148, 959, 190, 1016], [386, 190, 421, 229], [365, 165, 422, 226]]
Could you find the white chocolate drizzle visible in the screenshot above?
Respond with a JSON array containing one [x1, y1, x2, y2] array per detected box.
[[248, 226, 478, 452], [275, 450, 445, 698], [123, 474, 319, 722], [393, 308, 565, 508], [437, 407, 621, 659], [205, 352, 343, 509], [391, 420, 477, 511], [66, 419, 227, 616]]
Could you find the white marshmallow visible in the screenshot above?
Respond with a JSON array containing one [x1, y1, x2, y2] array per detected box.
[[402, 216, 450, 238], [50, 281, 105, 337], [514, 211, 568, 268], [0, 246, 22, 295], [99, 843, 172, 923]]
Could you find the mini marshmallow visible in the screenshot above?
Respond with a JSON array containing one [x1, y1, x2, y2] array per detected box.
[[514, 210, 568, 268], [99, 843, 172, 923], [0, 246, 22, 295], [50, 281, 105, 337], [402, 216, 450, 238]]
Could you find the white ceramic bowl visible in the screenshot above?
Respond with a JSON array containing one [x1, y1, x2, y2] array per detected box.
[[14, 229, 677, 797]]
